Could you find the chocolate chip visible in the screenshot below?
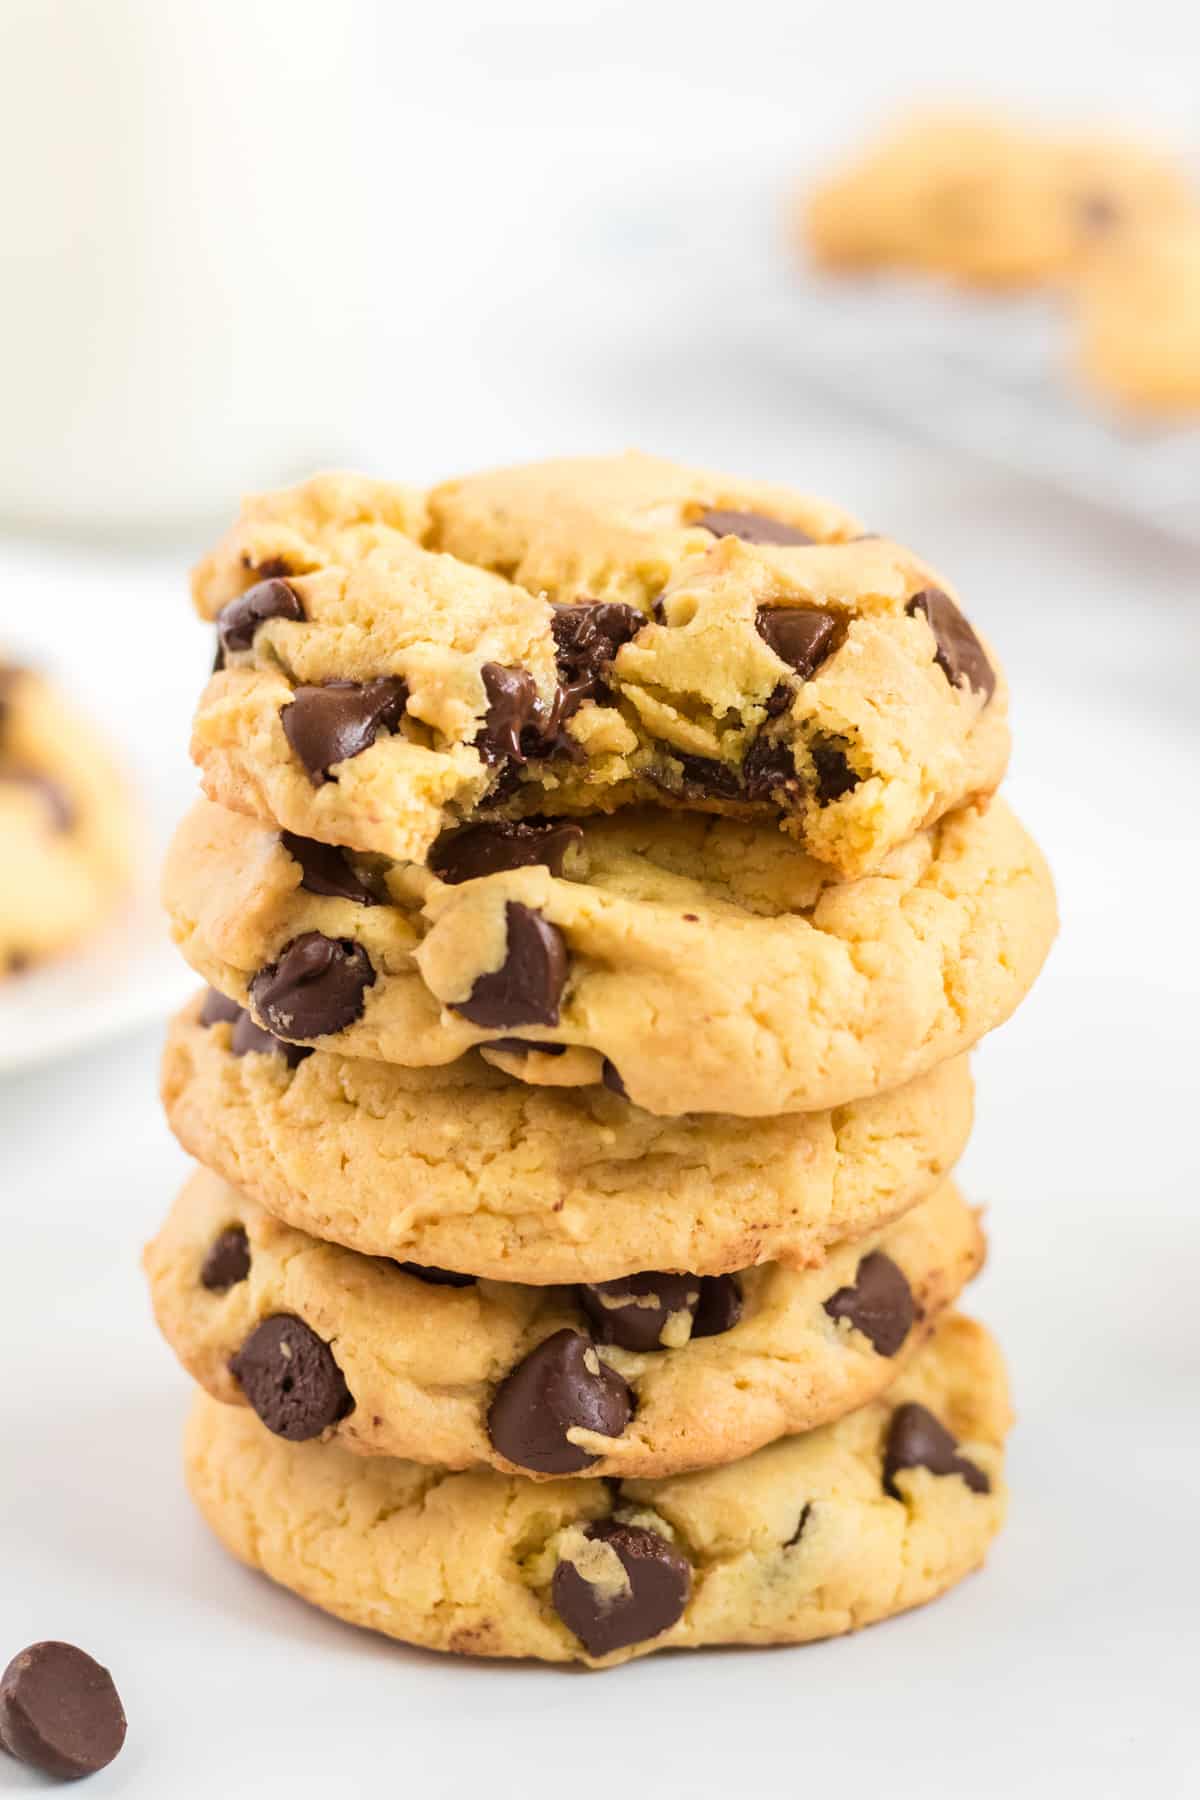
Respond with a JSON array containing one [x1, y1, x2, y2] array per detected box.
[[230, 1008, 314, 1068], [216, 577, 305, 656], [249, 556, 296, 580], [823, 1252, 914, 1357], [394, 1262, 476, 1287], [0, 771, 74, 831], [691, 1274, 743, 1339], [577, 1273, 702, 1353], [741, 732, 799, 803], [764, 681, 793, 717], [907, 589, 995, 701], [883, 1403, 989, 1498], [552, 1521, 690, 1657], [550, 602, 646, 711], [669, 750, 742, 800], [200, 1226, 251, 1292], [488, 1037, 568, 1058], [785, 1502, 813, 1548], [430, 819, 583, 884], [248, 932, 375, 1040], [755, 605, 838, 679], [601, 1059, 628, 1098], [810, 735, 860, 803], [454, 902, 567, 1029], [229, 1313, 353, 1441], [487, 1329, 632, 1473], [695, 507, 815, 547], [198, 987, 242, 1028], [280, 830, 379, 904], [0, 1642, 126, 1781], [1078, 191, 1121, 234], [475, 664, 543, 766], [281, 678, 409, 784]]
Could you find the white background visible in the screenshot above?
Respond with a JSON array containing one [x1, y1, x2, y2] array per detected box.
[[2, 4, 1199, 1795]]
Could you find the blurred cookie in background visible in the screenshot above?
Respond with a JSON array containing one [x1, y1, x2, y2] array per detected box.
[[1072, 226, 1200, 418], [0, 660, 135, 976]]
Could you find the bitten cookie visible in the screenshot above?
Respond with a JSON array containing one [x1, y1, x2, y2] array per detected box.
[[0, 661, 134, 974], [190, 456, 1009, 879], [184, 1313, 1009, 1667], [146, 1166, 983, 1479], [163, 793, 1054, 1117], [161, 994, 974, 1283]]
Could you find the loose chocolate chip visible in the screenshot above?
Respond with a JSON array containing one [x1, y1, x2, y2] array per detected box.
[[601, 1058, 628, 1098], [907, 589, 995, 701], [200, 1225, 251, 1292], [216, 577, 305, 656], [810, 735, 861, 803], [229, 1313, 353, 1441], [695, 507, 815, 547], [394, 1262, 476, 1287], [824, 1252, 915, 1357], [280, 677, 409, 784], [230, 1008, 314, 1068], [475, 664, 543, 766], [454, 902, 567, 1029], [198, 987, 242, 1028], [550, 602, 647, 710], [488, 1037, 569, 1058], [785, 1502, 813, 1548], [430, 818, 583, 884], [741, 732, 799, 803], [552, 1521, 691, 1657], [755, 605, 838, 679], [0, 771, 74, 831], [0, 1641, 126, 1781], [280, 830, 379, 904], [691, 1273, 743, 1339], [577, 1272, 701, 1353], [248, 932, 375, 1040], [882, 1402, 989, 1498], [487, 1329, 632, 1473], [670, 750, 743, 801]]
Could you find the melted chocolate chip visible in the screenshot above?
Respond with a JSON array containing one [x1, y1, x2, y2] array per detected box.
[[248, 932, 375, 1040], [488, 1037, 569, 1058], [695, 507, 816, 547], [577, 1272, 702, 1353], [200, 1225, 251, 1292], [216, 577, 305, 656], [550, 602, 646, 711], [229, 1314, 353, 1441], [670, 751, 742, 800], [280, 830, 380, 904], [601, 1059, 628, 1098], [810, 736, 860, 803], [755, 605, 838, 679], [487, 1329, 632, 1473], [475, 664, 543, 766], [0, 770, 74, 831], [764, 681, 793, 717], [454, 902, 567, 1029], [552, 1521, 691, 1657], [691, 1273, 743, 1339], [741, 733, 799, 803], [394, 1262, 476, 1287], [248, 556, 296, 580], [907, 589, 995, 701], [430, 819, 583, 884], [823, 1252, 915, 1357], [0, 1642, 126, 1781], [281, 677, 409, 783], [230, 1007, 314, 1068], [198, 987, 242, 1028], [883, 1403, 989, 1498]]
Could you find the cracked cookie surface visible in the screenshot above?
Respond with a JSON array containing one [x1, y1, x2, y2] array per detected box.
[[160, 995, 974, 1283], [163, 793, 1054, 1117], [147, 1166, 982, 1479], [183, 1312, 1009, 1666]]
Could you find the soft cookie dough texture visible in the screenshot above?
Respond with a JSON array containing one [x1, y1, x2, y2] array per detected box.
[[0, 661, 134, 973], [184, 1313, 1010, 1667], [189, 455, 1009, 880]]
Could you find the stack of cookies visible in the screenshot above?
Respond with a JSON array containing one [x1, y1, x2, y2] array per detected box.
[[145, 453, 1055, 1667]]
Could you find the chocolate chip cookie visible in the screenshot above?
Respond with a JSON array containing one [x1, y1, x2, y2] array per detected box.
[[1072, 224, 1200, 417], [183, 1312, 1009, 1666]]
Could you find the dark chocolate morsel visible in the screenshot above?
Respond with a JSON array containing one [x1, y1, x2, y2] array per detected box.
[[907, 589, 995, 701], [248, 932, 375, 1040], [741, 733, 799, 803], [671, 750, 742, 800], [0, 1641, 127, 1781], [577, 1272, 702, 1353], [430, 818, 583, 885], [216, 577, 305, 655], [0, 770, 74, 831], [823, 1252, 915, 1356], [601, 1058, 628, 1098], [810, 736, 861, 804], [764, 681, 793, 717], [550, 602, 647, 711], [785, 1502, 813, 1548], [280, 677, 409, 784], [487, 1037, 568, 1058], [454, 902, 567, 1029], [475, 663, 542, 765], [230, 1007, 314, 1069], [695, 507, 815, 547], [247, 556, 296, 580], [198, 987, 242, 1028], [200, 1225, 251, 1292], [229, 1313, 353, 1441], [691, 1273, 743, 1339], [280, 830, 380, 904], [883, 1402, 990, 1498], [755, 605, 838, 679], [394, 1262, 476, 1287], [552, 1520, 691, 1657], [487, 1328, 632, 1473]]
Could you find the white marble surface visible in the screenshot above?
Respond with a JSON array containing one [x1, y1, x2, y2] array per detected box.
[[2, 7, 1199, 1794]]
